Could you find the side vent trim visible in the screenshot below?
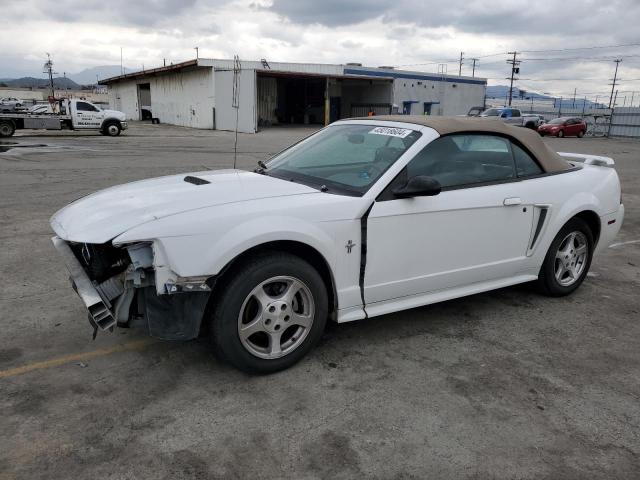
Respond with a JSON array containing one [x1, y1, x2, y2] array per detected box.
[[529, 207, 548, 250]]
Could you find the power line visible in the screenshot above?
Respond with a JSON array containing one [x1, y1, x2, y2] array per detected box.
[[520, 42, 640, 54]]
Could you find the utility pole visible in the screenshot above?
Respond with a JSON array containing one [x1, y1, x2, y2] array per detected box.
[[572, 87, 577, 109], [595, 94, 599, 108], [43, 53, 56, 98], [458, 52, 464, 76], [608, 59, 621, 109], [613, 89, 618, 108], [506, 51, 520, 106], [195, 46, 199, 59], [120, 47, 123, 75], [470, 58, 478, 78], [631, 91, 635, 107]]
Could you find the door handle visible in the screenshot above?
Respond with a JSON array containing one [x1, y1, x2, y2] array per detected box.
[[503, 197, 522, 206]]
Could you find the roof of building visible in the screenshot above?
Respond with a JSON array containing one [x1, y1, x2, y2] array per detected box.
[[100, 58, 486, 86], [100, 59, 201, 84], [350, 115, 571, 172]]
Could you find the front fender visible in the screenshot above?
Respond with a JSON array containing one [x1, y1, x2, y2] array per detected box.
[[157, 215, 337, 278]]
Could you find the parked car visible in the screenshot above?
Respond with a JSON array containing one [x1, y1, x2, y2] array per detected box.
[[538, 117, 587, 138], [465, 106, 485, 117], [479, 107, 540, 129], [533, 114, 546, 127], [28, 104, 54, 114], [51, 116, 624, 373], [0, 97, 23, 112], [141, 105, 152, 120]]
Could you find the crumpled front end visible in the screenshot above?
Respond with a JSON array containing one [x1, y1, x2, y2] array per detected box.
[[51, 237, 211, 340]]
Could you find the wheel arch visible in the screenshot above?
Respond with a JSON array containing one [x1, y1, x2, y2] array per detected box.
[[100, 117, 122, 130], [199, 240, 338, 337], [211, 240, 337, 315], [573, 210, 601, 246]]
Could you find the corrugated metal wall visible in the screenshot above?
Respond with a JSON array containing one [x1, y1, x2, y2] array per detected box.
[[609, 107, 640, 138], [257, 76, 277, 125]]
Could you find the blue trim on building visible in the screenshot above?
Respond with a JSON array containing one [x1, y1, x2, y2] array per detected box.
[[343, 68, 487, 85]]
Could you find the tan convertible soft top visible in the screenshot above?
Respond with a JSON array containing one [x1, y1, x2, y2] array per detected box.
[[350, 115, 571, 173]]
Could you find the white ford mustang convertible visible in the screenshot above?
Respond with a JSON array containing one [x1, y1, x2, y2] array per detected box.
[[51, 116, 624, 372]]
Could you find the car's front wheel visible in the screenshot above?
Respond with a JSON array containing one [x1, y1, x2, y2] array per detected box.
[[210, 253, 328, 373], [537, 217, 594, 296]]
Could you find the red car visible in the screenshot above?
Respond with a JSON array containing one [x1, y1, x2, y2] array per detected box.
[[538, 117, 587, 138]]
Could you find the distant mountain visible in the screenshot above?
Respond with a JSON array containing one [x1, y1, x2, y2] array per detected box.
[[69, 65, 133, 85], [486, 85, 604, 109], [1, 76, 80, 89], [486, 85, 551, 101]]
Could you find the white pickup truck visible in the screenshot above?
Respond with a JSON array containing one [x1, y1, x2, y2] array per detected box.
[[479, 107, 541, 129], [0, 98, 127, 137]]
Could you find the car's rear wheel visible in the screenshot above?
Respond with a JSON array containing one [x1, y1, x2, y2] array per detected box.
[[0, 120, 15, 137], [557, 129, 564, 138], [209, 252, 328, 373], [537, 217, 594, 296], [578, 130, 585, 138]]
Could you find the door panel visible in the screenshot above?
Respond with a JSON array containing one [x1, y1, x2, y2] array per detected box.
[[365, 183, 534, 304]]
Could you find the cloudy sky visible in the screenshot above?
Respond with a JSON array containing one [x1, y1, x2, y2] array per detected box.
[[2, 0, 639, 101]]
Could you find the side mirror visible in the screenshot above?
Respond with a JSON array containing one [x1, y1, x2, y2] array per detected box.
[[392, 175, 441, 198]]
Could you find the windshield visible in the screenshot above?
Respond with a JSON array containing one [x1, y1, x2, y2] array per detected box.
[[482, 108, 502, 116], [549, 118, 565, 125], [266, 124, 422, 195]]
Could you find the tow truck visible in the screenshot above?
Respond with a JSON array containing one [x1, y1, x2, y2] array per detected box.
[[0, 98, 127, 137]]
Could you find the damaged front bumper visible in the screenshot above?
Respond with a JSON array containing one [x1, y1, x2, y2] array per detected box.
[[52, 236, 212, 340], [52, 236, 118, 331]]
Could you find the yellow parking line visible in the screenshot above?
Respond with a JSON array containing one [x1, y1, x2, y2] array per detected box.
[[0, 338, 156, 379]]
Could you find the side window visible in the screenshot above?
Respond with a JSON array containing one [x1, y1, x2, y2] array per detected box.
[[512, 109, 521, 117], [512, 143, 542, 177], [404, 134, 515, 189], [76, 102, 96, 112]]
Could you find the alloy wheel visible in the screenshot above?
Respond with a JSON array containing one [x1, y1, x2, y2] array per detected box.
[[237, 276, 315, 359], [554, 231, 588, 287]]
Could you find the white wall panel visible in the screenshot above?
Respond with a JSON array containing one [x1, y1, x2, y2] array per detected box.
[[214, 69, 256, 133]]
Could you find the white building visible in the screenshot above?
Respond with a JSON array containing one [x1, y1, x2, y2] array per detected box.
[[101, 59, 487, 133]]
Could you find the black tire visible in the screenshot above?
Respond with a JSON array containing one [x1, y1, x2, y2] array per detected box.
[[209, 252, 328, 374], [525, 122, 536, 130], [537, 217, 594, 296], [103, 121, 121, 137], [557, 129, 564, 138], [0, 120, 16, 137], [578, 130, 585, 138]]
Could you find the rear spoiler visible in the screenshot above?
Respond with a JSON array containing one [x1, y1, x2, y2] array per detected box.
[[558, 152, 615, 168]]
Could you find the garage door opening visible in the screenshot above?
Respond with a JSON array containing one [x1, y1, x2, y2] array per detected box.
[[257, 73, 393, 129], [257, 75, 325, 127], [137, 83, 151, 120]]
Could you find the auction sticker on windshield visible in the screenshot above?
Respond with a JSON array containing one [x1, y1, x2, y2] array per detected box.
[[368, 126, 413, 138]]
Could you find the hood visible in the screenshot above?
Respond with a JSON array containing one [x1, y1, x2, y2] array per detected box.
[[51, 170, 318, 243], [103, 109, 126, 120]]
